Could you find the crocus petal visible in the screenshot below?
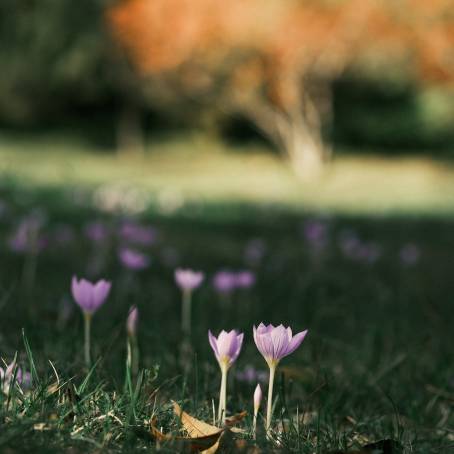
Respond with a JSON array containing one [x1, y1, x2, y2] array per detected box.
[[175, 269, 204, 291], [254, 327, 275, 361], [285, 330, 308, 356], [71, 276, 110, 314], [5, 361, 16, 378], [209, 329, 243, 367], [208, 330, 219, 359], [231, 332, 244, 363], [79, 278, 95, 311], [93, 280, 111, 310], [71, 276, 84, 309], [270, 325, 290, 360], [217, 330, 237, 359], [256, 322, 273, 335]]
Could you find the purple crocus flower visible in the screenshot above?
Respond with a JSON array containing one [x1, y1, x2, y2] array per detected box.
[[213, 271, 237, 294], [175, 268, 204, 292], [235, 271, 256, 289], [175, 268, 205, 291], [71, 276, 111, 315], [119, 221, 156, 246], [303, 219, 328, 252], [8, 214, 47, 254], [119, 248, 150, 270], [253, 323, 308, 367], [71, 276, 111, 367], [253, 323, 308, 431], [84, 221, 109, 243], [0, 360, 31, 394], [208, 329, 244, 369], [208, 329, 244, 423], [175, 269, 205, 335]]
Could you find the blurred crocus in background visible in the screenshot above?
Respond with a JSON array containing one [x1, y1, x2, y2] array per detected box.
[[119, 247, 150, 270], [236, 365, 268, 384], [244, 238, 266, 267], [53, 224, 76, 247], [303, 218, 329, 258], [213, 271, 237, 295], [253, 323, 308, 431], [235, 270, 256, 289], [71, 276, 111, 367], [213, 270, 256, 295], [174, 268, 204, 335], [338, 230, 382, 264], [253, 383, 262, 438], [208, 329, 244, 423], [0, 359, 31, 395], [84, 221, 110, 243], [119, 220, 156, 246], [399, 243, 420, 266], [126, 305, 139, 377], [8, 216, 47, 254], [8, 212, 48, 295]]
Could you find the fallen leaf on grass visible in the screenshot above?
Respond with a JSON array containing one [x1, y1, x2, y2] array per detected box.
[[173, 401, 223, 438], [150, 401, 249, 453]]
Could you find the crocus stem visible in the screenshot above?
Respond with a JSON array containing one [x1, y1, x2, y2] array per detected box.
[[127, 335, 139, 378], [217, 363, 228, 424], [181, 290, 192, 335], [84, 314, 92, 368], [253, 410, 258, 439], [266, 364, 276, 432]]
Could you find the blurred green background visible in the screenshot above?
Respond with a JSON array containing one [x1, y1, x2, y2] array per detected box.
[[0, 0, 454, 212]]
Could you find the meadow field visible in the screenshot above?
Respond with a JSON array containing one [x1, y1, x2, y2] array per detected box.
[[0, 136, 453, 453]]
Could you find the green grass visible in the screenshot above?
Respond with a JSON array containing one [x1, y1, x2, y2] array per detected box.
[[2, 132, 454, 216], [0, 134, 453, 452]]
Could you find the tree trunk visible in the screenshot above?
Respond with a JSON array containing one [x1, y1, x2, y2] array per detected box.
[[239, 89, 329, 180], [275, 109, 327, 180], [116, 103, 144, 157]]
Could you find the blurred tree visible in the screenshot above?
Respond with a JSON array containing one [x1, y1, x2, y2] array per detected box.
[[108, 0, 378, 177], [0, 0, 113, 123], [397, 0, 454, 85]]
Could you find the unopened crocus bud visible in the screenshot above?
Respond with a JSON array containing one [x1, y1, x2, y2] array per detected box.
[[254, 383, 262, 413], [253, 383, 262, 438], [127, 305, 139, 337]]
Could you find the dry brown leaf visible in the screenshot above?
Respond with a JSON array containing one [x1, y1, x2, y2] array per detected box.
[[225, 410, 248, 427], [150, 418, 223, 452], [149, 401, 249, 453], [151, 422, 223, 451], [173, 401, 222, 437]]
